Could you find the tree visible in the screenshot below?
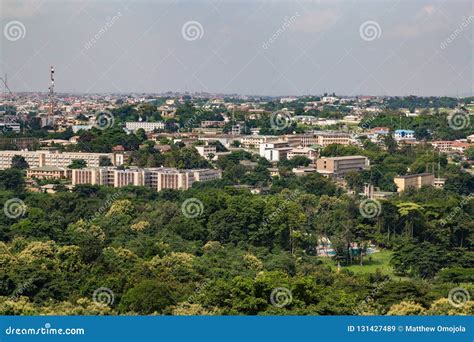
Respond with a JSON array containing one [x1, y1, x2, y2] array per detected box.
[[68, 159, 87, 169], [119, 280, 176, 314], [135, 128, 147, 143], [11, 155, 29, 170]]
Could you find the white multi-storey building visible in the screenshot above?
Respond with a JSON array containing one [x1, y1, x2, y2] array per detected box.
[[0, 150, 123, 170], [125, 121, 165, 132], [195, 145, 217, 160], [71, 167, 222, 191]]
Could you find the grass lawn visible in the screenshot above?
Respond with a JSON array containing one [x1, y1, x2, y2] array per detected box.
[[319, 250, 395, 277]]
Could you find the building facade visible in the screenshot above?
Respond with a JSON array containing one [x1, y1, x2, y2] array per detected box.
[[0, 150, 123, 170], [71, 167, 221, 191], [394, 173, 435, 192], [125, 121, 165, 132], [316, 156, 369, 176]]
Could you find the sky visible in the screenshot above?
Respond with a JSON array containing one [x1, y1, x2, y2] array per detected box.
[[0, 0, 473, 96]]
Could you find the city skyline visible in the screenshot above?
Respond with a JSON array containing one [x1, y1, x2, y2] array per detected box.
[[1, 0, 473, 96]]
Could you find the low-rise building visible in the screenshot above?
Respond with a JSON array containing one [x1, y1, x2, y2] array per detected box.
[[195, 144, 217, 160], [259, 141, 291, 162], [394, 129, 415, 142], [0, 150, 123, 170], [393, 173, 435, 192], [125, 121, 165, 132], [316, 156, 369, 176], [313, 132, 351, 146], [288, 147, 318, 160], [241, 135, 276, 149], [292, 167, 318, 176], [26, 166, 71, 180], [71, 167, 221, 191]]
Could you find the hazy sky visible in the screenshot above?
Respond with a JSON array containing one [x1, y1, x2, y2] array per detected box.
[[0, 0, 472, 96]]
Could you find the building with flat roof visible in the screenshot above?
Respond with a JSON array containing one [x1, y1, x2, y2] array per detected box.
[[125, 121, 165, 132], [393, 173, 435, 192], [26, 166, 71, 180], [316, 155, 369, 176], [394, 129, 415, 142], [241, 135, 277, 149], [288, 147, 318, 160], [71, 167, 221, 191], [195, 144, 217, 160], [0, 150, 123, 170], [259, 141, 291, 162]]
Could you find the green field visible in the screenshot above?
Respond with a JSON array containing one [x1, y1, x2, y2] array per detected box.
[[320, 250, 395, 277]]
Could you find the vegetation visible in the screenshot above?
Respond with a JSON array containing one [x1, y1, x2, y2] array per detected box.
[[0, 167, 472, 315]]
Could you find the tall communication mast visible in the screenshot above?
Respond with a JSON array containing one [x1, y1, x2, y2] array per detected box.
[[48, 66, 55, 115]]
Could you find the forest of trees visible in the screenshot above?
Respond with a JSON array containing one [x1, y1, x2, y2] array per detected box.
[[0, 163, 472, 315]]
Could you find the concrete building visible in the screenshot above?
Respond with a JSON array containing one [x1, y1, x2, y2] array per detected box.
[[0, 150, 123, 170], [394, 129, 415, 142], [71, 167, 221, 191], [26, 166, 71, 180], [288, 147, 318, 161], [316, 156, 369, 176], [393, 173, 435, 192], [195, 144, 217, 160], [241, 135, 276, 149], [125, 121, 165, 132], [259, 141, 292, 162], [310, 132, 351, 147], [292, 167, 318, 176]]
